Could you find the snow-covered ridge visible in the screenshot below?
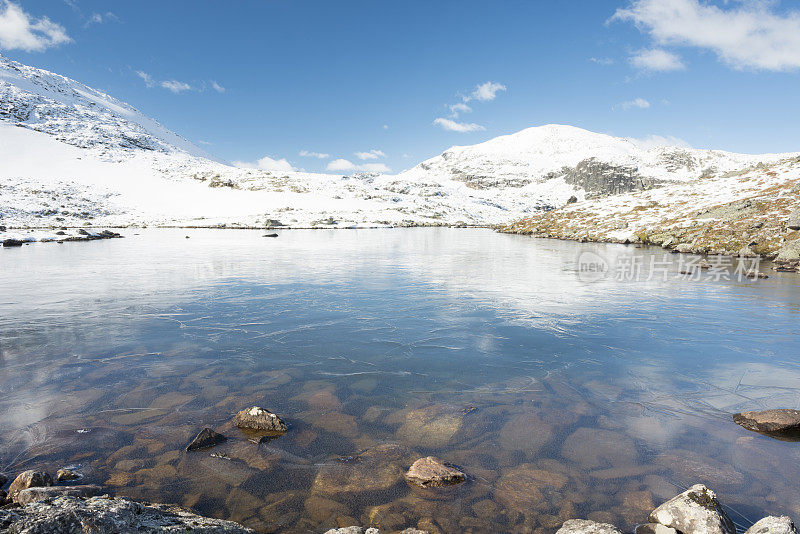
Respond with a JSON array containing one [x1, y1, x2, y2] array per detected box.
[[0, 54, 217, 161], [1, 55, 798, 237], [399, 124, 793, 203]]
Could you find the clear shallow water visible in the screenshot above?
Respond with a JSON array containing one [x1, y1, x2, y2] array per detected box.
[[1, 228, 800, 533]]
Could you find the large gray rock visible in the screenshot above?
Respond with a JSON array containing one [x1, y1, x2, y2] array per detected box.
[[745, 517, 798, 534], [733, 409, 800, 434], [233, 406, 287, 432], [7, 471, 52, 500], [787, 210, 800, 230], [556, 519, 622, 534], [404, 457, 466, 487], [636, 525, 679, 534], [649, 484, 735, 534], [0, 495, 254, 533], [776, 240, 800, 262], [14, 485, 102, 505]]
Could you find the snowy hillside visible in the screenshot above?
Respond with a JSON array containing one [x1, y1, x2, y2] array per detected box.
[[398, 124, 791, 205], [1, 55, 797, 240], [0, 54, 216, 160]]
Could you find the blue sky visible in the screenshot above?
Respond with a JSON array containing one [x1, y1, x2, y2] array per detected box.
[[1, 0, 799, 173]]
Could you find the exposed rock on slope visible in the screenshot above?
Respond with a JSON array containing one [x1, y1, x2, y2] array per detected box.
[[501, 156, 800, 261]]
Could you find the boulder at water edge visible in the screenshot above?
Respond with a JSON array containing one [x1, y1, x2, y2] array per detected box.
[[745, 517, 798, 534], [648, 484, 735, 534]]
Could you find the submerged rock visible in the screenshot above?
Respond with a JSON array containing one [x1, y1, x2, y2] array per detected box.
[[233, 406, 287, 432], [394, 404, 465, 448], [556, 519, 622, 534], [404, 457, 466, 487], [733, 409, 800, 434], [186, 427, 228, 451], [635, 525, 678, 534], [561, 427, 638, 469], [323, 528, 380, 534], [8, 471, 52, 499], [745, 516, 798, 534], [311, 443, 409, 497], [14, 485, 102, 505], [648, 484, 735, 534], [55, 469, 80, 482], [0, 495, 254, 532]]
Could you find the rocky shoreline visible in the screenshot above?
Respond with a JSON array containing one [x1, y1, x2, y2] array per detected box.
[[499, 168, 800, 274], [3, 408, 800, 532]]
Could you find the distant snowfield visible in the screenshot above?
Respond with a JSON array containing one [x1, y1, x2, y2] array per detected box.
[[1, 54, 797, 244]]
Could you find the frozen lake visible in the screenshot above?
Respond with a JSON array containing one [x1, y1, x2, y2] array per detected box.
[[1, 228, 799, 533]]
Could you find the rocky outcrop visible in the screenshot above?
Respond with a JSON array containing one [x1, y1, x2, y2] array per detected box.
[[733, 409, 800, 435], [0, 495, 254, 533], [7, 471, 52, 500], [233, 406, 287, 433], [557, 158, 660, 198], [745, 517, 798, 534], [404, 457, 466, 487], [556, 519, 623, 534], [648, 484, 735, 534], [14, 485, 102, 505]]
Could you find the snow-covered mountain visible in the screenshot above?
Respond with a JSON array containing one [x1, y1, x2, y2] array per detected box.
[[398, 124, 791, 203], [0, 54, 216, 160], [1, 54, 796, 238]]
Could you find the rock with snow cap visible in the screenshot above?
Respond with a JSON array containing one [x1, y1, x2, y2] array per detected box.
[[233, 406, 287, 432]]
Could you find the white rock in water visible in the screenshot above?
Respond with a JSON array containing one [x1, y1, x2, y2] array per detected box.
[[649, 484, 735, 534], [745, 517, 798, 534], [556, 519, 623, 534]]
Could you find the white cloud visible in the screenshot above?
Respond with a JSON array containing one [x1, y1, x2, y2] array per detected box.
[[629, 134, 692, 149], [326, 158, 391, 173], [136, 71, 199, 95], [0, 1, 71, 52], [612, 0, 800, 71], [84, 11, 118, 28], [232, 155, 296, 172], [589, 56, 615, 65], [468, 81, 507, 102], [359, 163, 391, 173], [210, 80, 225, 93], [630, 48, 685, 71], [160, 80, 193, 94], [354, 149, 386, 160], [448, 102, 472, 118], [433, 117, 486, 133], [299, 150, 330, 159], [616, 97, 651, 111], [382, 124, 389, 130], [327, 158, 356, 172]]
